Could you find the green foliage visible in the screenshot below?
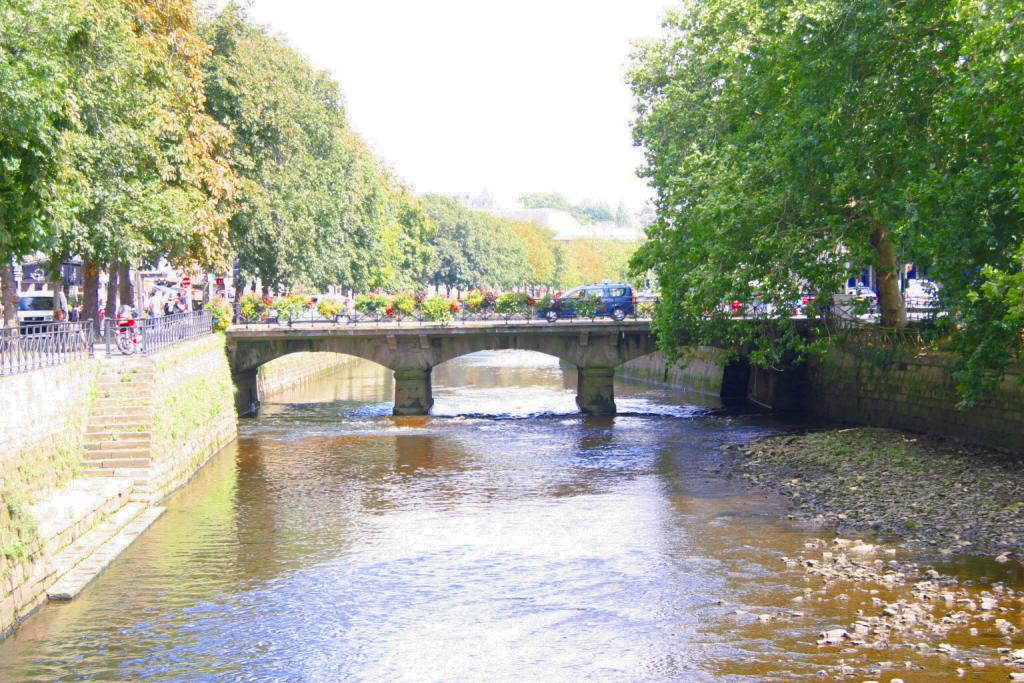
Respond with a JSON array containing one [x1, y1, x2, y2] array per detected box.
[[205, 297, 233, 331], [391, 293, 416, 316], [202, 4, 433, 293], [316, 298, 342, 319], [635, 301, 656, 319], [628, 0, 1024, 390], [354, 293, 389, 314], [272, 294, 308, 323], [420, 296, 454, 324], [464, 290, 486, 311], [238, 293, 264, 321], [575, 294, 603, 320], [495, 292, 532, 316]]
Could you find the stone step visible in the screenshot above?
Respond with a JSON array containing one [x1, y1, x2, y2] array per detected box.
[[91, 395, 153, 404], [84, 438, 151, 451], [83, 448, 149, 460], [95, 383, 153, 393], [83, 467, 150, 485], [85, 426, 151, 438], [90, 406, 151, 418], [88, 413, 149, 423], [48, 505, 164, 601], [85, 457, 152, 469]]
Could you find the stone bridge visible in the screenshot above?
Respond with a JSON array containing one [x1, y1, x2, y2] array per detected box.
[[226, 320, 657, 416]]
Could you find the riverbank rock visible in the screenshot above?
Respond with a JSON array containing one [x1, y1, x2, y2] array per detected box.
[[727, 428, 1024, 559]]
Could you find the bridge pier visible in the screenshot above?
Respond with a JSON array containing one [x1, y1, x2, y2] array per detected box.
[[393, 368, 434, 416], [576, 366, 616, 416], [233, 368, 260, 416]]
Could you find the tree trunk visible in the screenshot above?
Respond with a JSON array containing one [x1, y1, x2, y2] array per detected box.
[[1, 260, 17, 329], [117, 262, 132, 314], [871, 225, 907, 328], [82, 260, 100, 327], [105, 262, 119, 319], [50, 277, 64, 319]]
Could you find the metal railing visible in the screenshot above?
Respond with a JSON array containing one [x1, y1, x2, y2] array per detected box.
[[138, 309, 213, 355], [0, 320, 95, 376]]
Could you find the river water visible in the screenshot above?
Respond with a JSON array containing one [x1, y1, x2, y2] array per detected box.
[[0, 352, 1019, 681]]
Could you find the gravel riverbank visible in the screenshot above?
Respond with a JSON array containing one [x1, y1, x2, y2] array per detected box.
[[727, 427, 1024, 560]]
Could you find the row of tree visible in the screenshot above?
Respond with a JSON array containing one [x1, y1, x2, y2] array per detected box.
[[1, 1, 639, 326], [421, 195, 639, 292], [629, 0, 1023, 400]]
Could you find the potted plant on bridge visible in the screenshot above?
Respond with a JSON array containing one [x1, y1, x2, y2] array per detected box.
[[495, 292, 532, 323], [391, 293, 416, 323], [576, 294, 603, 321], [316, 298, 343, 322], [421, 296, 454, 326]]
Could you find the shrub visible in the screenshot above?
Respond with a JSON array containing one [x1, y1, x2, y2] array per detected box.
[[496, 291, 532, 316], [317, 298, 342, 319], [239, 293, 264, 321], [205, 297, 233, 331], [273, 294, 307, 323], [636, 301, 656, 319], [392, 293, 416, 316], [575, 294, 603, 319], [465, 289, 486, 311], [534, 293, 554, 311], [355, 293, 390, 314], [421, 296, 454, 324], [482, 290, 499, 309]]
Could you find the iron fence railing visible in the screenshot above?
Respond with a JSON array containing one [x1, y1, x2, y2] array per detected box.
[[138, 310, 213, 355], [0, 320, 95, 376]]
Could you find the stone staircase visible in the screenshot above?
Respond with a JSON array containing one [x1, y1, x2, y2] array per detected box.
[[82, 359, 156, 503]]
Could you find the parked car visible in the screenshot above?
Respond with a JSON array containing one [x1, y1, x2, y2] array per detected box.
[[539, 283, 636, 322], [17, 292, 55, 326]]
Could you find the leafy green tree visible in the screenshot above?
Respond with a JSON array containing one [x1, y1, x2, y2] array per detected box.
[[629, 0, 963, 367]]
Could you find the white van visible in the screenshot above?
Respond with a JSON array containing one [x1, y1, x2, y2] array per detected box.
[[17, 292, 55, 325]]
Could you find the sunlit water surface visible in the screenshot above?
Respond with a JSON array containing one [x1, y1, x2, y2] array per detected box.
[[0, 352, 1020, 681]]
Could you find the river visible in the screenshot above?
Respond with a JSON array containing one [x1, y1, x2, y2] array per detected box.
[[0, 351, 1018, 681]]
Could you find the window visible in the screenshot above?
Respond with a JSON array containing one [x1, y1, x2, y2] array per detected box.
[[607, 287, 627, 298], [18, 297, 53, 311]]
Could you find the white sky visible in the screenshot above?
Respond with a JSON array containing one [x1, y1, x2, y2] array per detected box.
[[236, 0, 673, 210]]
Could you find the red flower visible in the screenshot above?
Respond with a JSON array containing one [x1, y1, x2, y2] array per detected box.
[[386, 307, 395, 316], [450, 303, 460, 312]]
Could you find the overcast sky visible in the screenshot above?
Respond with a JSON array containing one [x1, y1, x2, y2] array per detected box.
[[235, 0, 673, 209]]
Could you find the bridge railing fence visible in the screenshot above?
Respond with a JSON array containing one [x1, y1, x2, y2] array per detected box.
[[0, 320, 95, 377]]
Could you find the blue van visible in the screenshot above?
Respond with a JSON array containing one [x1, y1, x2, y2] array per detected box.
[[539, 283, 635, 322]]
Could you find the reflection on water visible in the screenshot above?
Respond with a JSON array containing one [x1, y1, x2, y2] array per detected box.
[[0, 351, 1018, 681]]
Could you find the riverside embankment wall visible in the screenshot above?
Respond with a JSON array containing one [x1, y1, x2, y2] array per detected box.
[[0, 334, 238, 638], [0, 359, 101, 634], [803, 348, 1024, 453], [624, 345, 1023, 453], [148, 334, 238, 502]]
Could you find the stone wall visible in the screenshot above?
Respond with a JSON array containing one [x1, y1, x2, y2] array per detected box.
[[148, 334, 238, 502], [256, 351, 359, 399], [619, 348, 727, 396], [804, 347, 1024, 453], [0, 359, 100, 636]]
